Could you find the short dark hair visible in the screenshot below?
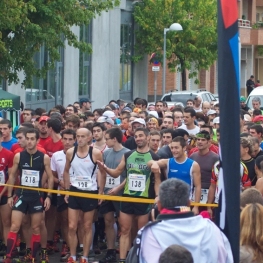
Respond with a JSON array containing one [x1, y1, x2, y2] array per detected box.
[[67, 104, 78, 114], [171, 107, 183, 114], [92, 122, 106, 132], [250, 124, 263, 135], [105, 127, 123, 144], [240, 188, 263, 208], [149, 130, 161, 137], [25, 128, 39, 140], [61, 129, 76, 140], [65, 115, 80, 127], [184, 107, 196, 117], [159, 244, 193, 263], [34, 108, 46, 116], [16, 127, 28, 136], [134, 127, 149, 136], [24, 108, 35, 116], [140, 111, 148, 117], [93, 108, 103, 116], [155, 100, 164, 106], [54, 105, 66, 115], [21, 122, 34, 129], [186, 99, 194, 104], [135, 99, 145, 106], [161, 129, 178, 139], [253, 109, 262, 116], [200, 124, 213, 135], [172, 136, 187, 148], [0, 119, 12, 128], [47, 118, 62, 134], [163, 115, 174, 121], [196, 130, 210, 140]]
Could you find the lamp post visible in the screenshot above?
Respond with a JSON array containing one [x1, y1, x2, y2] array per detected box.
[[162, 23, 183, 96]]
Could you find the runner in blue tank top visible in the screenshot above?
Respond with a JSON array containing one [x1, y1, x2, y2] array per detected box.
[[148, 136, 201, 215]]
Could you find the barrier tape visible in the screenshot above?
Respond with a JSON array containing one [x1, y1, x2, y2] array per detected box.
[[0, 184, 218, 207]]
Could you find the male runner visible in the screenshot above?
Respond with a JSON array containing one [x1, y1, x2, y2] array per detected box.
[[0, 131, 14, 248], [4, 128, 54, 263], [92, 123, 108, 152], [0, 119, 17, 150], [189, 131, 219, 205], [37, 116, 50, 148], [148, 136, 201, 215], [99, 127, 129, 263], [97, 127, 161, 263], [63, 128, 106, 263], [51, 129, 76, 261]]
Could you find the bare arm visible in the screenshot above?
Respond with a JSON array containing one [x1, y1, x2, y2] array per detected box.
[[154, 172, 161, 197], [6, 153, 20, 197], [92, 149, 106, 195], [207, 183, 216, 204], [63, 148, 73, 190], [192, 162, 201, 215], [44, 155, 54, 191], [97, 155, 126, 178], [148, 159, 168, 169]]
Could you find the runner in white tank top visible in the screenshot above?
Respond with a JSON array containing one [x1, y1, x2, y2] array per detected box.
[[63, 128, 106, 262]]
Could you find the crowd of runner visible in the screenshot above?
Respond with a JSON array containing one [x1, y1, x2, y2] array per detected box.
[[0, 95, 263, 263]]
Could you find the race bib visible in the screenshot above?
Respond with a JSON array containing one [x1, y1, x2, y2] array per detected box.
[[0, 171, 5, 184], [76, 176, 92, 190], [21, 170, 40, 187], [128, 174, 146, 192], [105, 174, 120, 189], [192, 188, 208, 204]]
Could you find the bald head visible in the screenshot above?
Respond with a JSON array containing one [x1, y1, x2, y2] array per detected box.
[[77, 128, 91, 136], [202, 101, 211, 114]]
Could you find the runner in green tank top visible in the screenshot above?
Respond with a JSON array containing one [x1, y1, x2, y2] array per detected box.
[[97, 127, 161, 263]]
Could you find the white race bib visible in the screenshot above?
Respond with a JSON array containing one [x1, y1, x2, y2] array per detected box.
[[128, 174, 146, 192], [105, 174, 120, 189], [0, 171, 5, 184], [21, 170, 40, 187], [76, 176, 92, 190], [192, 188, 208, 204]]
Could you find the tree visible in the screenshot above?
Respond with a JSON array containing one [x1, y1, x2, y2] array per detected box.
[[133, 0, 217, 90], [0, 0, 119, 86]]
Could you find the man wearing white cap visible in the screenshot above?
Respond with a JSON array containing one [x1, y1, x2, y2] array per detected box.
[[124, 118, 146, 150], [213, 117, 220, 130], [207, 109, 217, 126], [97, 116, 114, 130]]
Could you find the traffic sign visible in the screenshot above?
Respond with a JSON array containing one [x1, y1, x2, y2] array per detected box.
[[152, 66, 160, 71]]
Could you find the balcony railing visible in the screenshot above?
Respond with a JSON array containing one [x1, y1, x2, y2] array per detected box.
[[238, 19, 251, 28]]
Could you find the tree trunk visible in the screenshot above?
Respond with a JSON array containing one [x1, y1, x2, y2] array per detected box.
[[181, 69, 187, 90]]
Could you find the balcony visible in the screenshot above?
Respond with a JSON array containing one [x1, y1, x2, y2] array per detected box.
[[238, 19, 252, 28]]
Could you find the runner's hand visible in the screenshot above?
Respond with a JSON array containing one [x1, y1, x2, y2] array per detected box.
[[108, 187, 118, 196], [97, 160, 107, 171], [44, 197, 51, 211], [207, 207, 213, 218], [192, 206, 199, 215], [98, 192, 104, 205], [59, 180, 65, 189], [151, 162, 160, 174], [64, 195, 69, 204], [7, 196, 13, 208]]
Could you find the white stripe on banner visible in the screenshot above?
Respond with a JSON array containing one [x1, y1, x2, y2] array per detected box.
[[218, 145, 226, 229]]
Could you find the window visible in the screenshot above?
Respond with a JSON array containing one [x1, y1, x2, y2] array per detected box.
[[79, 24, 92, 97], [120, 10, 133, 100]]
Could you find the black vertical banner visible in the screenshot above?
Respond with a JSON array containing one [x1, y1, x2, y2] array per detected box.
[[217, 0, 240, 262]]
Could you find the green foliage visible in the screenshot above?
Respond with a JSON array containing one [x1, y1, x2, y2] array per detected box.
[[0, 0, 120, 86], [133, 0, 217, 86]]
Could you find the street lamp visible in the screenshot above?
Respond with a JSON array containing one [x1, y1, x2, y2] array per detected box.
[[162, 23, 183, 96]]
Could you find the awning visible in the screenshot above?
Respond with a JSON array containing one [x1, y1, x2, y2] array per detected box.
[[0, 90, 20, 111]]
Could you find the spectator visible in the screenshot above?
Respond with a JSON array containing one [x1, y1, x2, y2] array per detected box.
[[240, 203, 263, 262], [246, 75, 255, 96], [159, 245, 193, 263], [127, 178, 233, 263]]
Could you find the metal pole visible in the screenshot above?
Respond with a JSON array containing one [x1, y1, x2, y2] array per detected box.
[[154, 71, 157, 102], [162, 28, 168, 96]]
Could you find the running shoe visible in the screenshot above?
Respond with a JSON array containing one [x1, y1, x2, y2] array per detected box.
[[67, 257, 77, 263], [40, 248, 49, 263], [61, 243, 70, 257], [79, 258, 88, 263]]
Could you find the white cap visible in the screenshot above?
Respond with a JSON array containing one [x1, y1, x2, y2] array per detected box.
[[207, 109, 216, 116], [213, 117, 220, 124], [97, 116, 114, 125], [148, 110, 158, 119], [103, 110, 115, 119], [131, 118, 146, 126]]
